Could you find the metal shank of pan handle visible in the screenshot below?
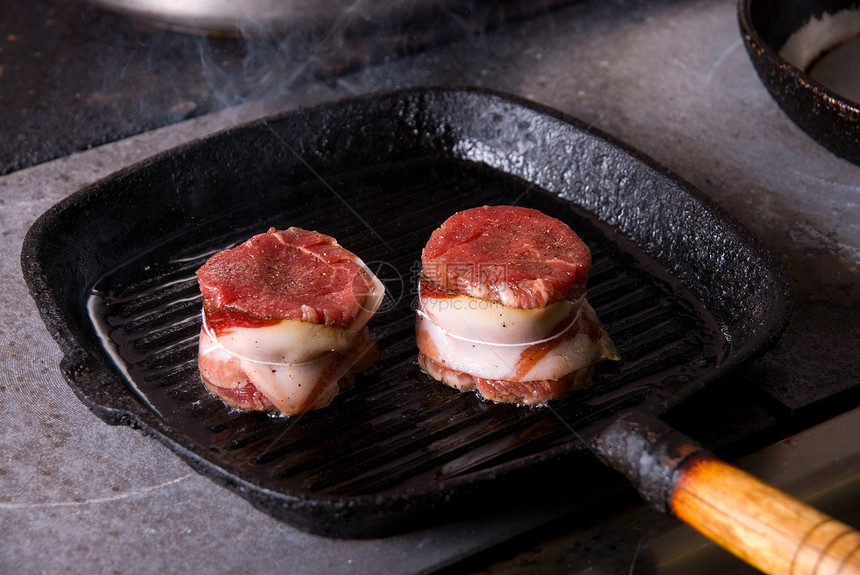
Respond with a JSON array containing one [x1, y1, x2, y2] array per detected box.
[[591, 411, 860, 575]]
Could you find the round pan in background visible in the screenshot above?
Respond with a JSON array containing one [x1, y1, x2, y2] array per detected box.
[[739, 0, 860, 166]]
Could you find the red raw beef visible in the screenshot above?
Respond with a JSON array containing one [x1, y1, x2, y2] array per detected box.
[[197, 227, 377, 329], [195, 227, 382, 415], [416, 206, 617, 406], [420, 205, 591, 308]]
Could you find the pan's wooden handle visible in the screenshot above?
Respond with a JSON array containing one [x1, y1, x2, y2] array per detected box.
[[672, 453, 860, 575], [591, 413, 860, 575]]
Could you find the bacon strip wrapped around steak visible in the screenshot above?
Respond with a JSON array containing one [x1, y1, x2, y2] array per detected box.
[[196, 227, 384, 416], [416, 205, 618, 405]]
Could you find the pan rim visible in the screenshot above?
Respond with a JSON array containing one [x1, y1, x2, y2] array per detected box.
[[20, 86, 792, 535]]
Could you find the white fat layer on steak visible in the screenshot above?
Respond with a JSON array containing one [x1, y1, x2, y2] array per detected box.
[[416, 291, 602, 382], [418, 290, 581, 345], [344, 255, 386, 330], [198, 330, 359, 413], [202, 314, 358, 364]]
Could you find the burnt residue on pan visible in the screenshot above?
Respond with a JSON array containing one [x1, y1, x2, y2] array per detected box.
[[21, 88, 790, 537], [739, 0, 860, 166]]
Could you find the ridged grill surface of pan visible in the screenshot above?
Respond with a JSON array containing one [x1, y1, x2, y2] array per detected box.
[[87, 158, 724, 498], [23, 89, 789, 537]]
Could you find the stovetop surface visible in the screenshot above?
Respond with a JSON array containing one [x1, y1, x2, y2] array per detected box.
[[0, 0, 568, 175], [2, 0, 859, 573]]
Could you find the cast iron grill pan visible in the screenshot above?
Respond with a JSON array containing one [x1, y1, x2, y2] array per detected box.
[[22, 88, 789, 538]]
